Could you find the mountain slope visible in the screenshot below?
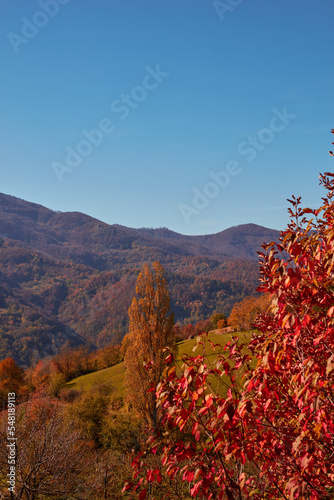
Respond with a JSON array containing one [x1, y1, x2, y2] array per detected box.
[[0, 193, 279, 266], [0, 193, 280, 366], [133, 223, 279, 261]]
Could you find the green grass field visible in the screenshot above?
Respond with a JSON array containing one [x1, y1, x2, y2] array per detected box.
[[176, 330, 252, 358], [66, 362, 126, 400], [65, 330, 254, 401]]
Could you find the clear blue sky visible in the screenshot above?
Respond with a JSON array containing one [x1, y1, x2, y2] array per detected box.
[[1, 0, 333, 235]]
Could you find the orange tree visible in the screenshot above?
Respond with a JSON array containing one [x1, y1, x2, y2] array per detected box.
[[124, 168, 334, 499], [227, 293, 270, 331], [124, 261, 175, 432], [0, 358, 26, 408]]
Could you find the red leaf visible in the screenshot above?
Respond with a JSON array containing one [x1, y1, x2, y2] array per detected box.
[[264, 399, 271, 412], [226, 403, 235, 421], [327, 306, 334, 317], [246, 380, 254, 392], [165, 353, 174, 364], [122, 481, 133, 493], [205, 395, 213, 408], [180, 408, 189, 421], [190, 481, 203, 496], [183, 470, 194, 482]]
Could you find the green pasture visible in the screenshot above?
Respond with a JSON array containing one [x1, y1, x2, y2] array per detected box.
[[65, 330, 255, 401]]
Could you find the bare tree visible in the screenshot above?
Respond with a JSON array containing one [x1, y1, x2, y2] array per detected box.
[[0, 395, 96, 499]]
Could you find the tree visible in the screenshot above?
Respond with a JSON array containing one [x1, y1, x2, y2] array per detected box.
[[125, 170, 334, 499], [173, 323, 196, 341], [26, 358, 54, 390], [210, 312, 227, 329], [227, 293, 270, 331], [71, 383, 112, 446], [95, 344, 121, 369], [26, 357, 66, 397], [195, 319, 212, 335], [124, 261, 175, 431], [0, 395, 96, 499], [0, 358, 26, 408]]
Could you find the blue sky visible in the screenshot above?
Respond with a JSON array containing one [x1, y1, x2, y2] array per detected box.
[[1, 0, 333, 235]]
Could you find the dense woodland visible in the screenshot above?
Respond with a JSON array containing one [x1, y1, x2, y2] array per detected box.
[[0, 194, 276, 366]]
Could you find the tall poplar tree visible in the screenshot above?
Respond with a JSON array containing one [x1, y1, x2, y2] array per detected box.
[[124, 261, 175, 430]]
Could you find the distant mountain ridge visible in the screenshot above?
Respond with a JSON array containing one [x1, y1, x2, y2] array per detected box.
[[0, 193, 279, 264], [0, 193, 280, 366], [132, 224, 279, 261]]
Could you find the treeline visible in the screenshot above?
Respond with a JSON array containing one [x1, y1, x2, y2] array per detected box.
[[0, 344, 133, 498], [0, 252, 260, 366], [0, 289, 270, 404]]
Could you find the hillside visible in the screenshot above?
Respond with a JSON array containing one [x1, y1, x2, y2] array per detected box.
[[0, 193, 279, 366], [65, 331, 254, 401]]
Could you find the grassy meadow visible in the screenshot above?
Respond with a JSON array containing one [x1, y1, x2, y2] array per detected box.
[[65, 330, 254, 401]]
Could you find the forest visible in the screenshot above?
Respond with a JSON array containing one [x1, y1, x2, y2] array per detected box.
[[0, 169, 333, 499], [0, 193, 273, 366]]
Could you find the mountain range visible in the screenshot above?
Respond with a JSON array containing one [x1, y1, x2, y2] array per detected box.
[[0, 193, 280, 366]]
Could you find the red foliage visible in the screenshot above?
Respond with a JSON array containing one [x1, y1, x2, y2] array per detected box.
[[128, 172, 334, 499]]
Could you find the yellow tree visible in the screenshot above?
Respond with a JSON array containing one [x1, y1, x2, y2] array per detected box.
[[124, 261, 175, 431]]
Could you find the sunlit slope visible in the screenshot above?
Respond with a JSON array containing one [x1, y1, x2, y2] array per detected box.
[[66, 331, 253, 400]]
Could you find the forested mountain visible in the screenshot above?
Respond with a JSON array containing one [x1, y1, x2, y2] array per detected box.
[[0, 193, 279, 366]]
